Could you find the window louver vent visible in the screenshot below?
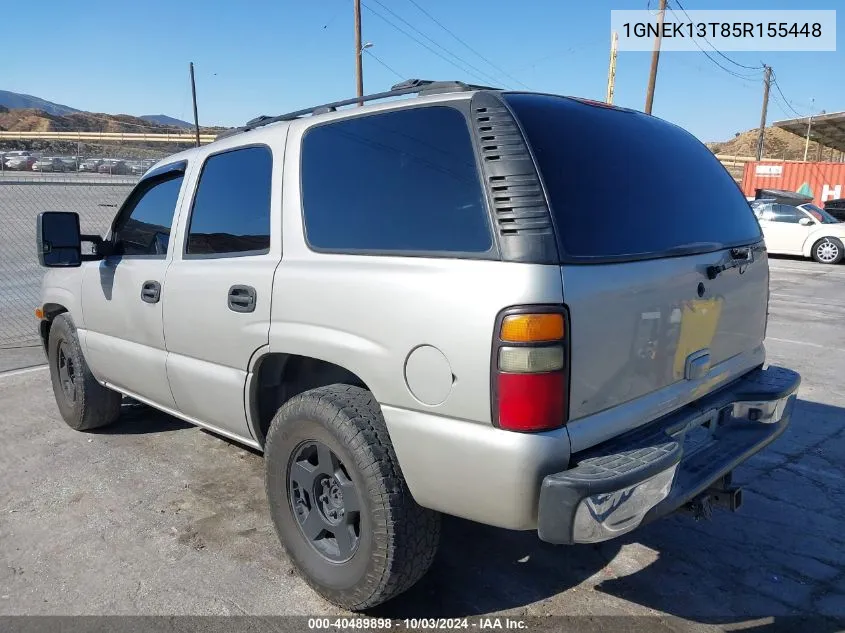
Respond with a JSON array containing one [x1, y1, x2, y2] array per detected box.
[[470, 93, 558, 263]]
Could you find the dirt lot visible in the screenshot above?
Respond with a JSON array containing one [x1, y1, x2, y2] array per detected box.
[[1, 257, 843, 631]]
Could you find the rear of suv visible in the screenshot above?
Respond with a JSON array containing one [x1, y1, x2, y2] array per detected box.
[[36, 80, 800, 610]]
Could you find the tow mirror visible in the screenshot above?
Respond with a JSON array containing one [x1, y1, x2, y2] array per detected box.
[[37, 212, 82, 267]]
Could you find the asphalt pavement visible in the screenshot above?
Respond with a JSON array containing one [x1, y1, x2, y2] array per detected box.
[[0, 257, 843, 631]]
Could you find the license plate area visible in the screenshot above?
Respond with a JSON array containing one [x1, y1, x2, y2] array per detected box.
[[666, 408, 724, 456]]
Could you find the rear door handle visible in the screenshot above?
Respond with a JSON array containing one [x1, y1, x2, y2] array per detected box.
[[141, 280, 161, 304], [228, 285, 256, 313]]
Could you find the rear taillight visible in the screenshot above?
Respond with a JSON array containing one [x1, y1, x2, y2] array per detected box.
[[492, 308, 569, 432]]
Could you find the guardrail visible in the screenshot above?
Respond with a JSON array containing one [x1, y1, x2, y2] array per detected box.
[[714, 154, 805, 166], [0, 131, 218, 144]]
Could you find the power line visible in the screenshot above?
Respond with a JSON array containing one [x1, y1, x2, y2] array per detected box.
[[364, 48, 405, 81], [665, 0, 811, 123], [769, 71, 809, 118], [769, 90, 798, 119], [403, 0, 531, 89], [360, 0, 508, 88], [670, 0, 765, 72], [665, 3, 762, 82]]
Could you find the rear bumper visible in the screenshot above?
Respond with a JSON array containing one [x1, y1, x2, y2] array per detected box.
[[537, 365, 800, 544]]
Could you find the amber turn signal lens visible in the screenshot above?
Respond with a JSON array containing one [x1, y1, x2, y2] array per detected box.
[[500, 313, 564, 342], [34, 308, 44, 320]]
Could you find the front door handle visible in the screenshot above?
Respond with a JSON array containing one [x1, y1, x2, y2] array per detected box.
[[228, 285, 256, 313], [141, 280, 161, 304]]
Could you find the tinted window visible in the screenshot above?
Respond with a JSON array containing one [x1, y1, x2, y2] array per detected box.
[[114, 174, 184, 256], [186, 146, 272, 255], [301, 106, 491, 253], [504, 94, 763, 260], [769, 204, 803, 223]]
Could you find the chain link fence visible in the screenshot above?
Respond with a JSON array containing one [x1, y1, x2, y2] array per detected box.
[[0, 141, 181, 351], [0, 175, 136, 349]]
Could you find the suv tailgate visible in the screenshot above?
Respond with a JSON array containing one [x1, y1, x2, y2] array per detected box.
[[504, 93, 769, 447]]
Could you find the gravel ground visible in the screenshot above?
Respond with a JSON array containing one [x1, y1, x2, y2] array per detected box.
[[0, 257, 843, 632]]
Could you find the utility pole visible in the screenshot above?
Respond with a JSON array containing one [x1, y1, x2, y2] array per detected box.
[[644, 0, 666, 115], [606, 31, 618, 105], [803, 99, 815, 162], [354, 0, 364, 105], [189, 62, 201, 148], [755, 65, 772, 161]]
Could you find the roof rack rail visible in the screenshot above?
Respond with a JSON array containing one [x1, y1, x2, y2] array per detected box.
[[215, 79, 501, 140]]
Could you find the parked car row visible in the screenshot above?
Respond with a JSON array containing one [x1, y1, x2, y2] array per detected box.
[[1, 151, 157, 175]]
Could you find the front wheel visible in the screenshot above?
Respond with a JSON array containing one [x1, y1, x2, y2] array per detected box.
[[47, 314, 122, 431], [811, 237, 844, 265], [264, 384, 441, 610]]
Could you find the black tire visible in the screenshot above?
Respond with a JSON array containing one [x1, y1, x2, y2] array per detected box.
[[264, 384, 440, 610], [47, 314, 122, 431], [811, 237, 844, 265]]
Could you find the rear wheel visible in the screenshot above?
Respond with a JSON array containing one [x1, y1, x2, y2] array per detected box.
[[264, 384, 441, 610], [47, 314, 122, 431]]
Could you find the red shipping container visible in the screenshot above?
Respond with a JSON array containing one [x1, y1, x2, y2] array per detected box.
[[740, 161, 845, 206]]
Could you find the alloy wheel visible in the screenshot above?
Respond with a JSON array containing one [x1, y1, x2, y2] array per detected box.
[[816, 239, 840, 263]]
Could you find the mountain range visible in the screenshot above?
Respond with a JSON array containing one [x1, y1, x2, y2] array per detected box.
[[0, 90, 194, 128]]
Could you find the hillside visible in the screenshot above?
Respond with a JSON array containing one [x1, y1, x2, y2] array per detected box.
[[0, 108, 226, 160], [0, 108, 188, 134], [140, 114, 193, 128], [0, 90, 202, 133], [707, 126, 832, 162], [0, 90, 79, 116]]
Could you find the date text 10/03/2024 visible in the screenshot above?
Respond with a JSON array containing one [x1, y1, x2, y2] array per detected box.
[[307, 618, 528, 630]]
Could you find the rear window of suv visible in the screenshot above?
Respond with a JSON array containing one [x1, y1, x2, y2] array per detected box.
[[504, 93, 762, 261]]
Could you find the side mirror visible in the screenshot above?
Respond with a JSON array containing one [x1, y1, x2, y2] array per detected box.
[[37, 212, 82, 267], [799, 217, 814, 226]]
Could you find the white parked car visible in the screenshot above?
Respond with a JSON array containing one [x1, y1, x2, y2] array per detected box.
[[751, 199, 845, 264]]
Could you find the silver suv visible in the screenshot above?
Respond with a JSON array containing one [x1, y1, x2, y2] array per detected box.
[[36, 80, 800, 610]]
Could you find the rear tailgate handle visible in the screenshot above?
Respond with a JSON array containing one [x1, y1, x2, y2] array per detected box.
[[140, 280, 161, 304], [707, 248, 755, 279], [228, 285, 256, 313], [730, 246, 753, 262]]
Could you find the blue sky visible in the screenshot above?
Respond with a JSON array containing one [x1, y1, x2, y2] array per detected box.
[[2, 0, 842, 142]]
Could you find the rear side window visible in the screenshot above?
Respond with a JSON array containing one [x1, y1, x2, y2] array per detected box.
[[300, 106, 492, 254], [113, 173, 184, 257], [186, 146, 272, 256], [504, 94, 762, 261]]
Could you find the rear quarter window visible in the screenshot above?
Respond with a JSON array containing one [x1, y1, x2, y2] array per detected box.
[[300, 105, 493, 255], [504, 93, 763, 261]]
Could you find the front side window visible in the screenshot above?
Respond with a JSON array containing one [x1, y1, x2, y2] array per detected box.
[[300, 106, 492, 254], [185, 145, 273, 256], [112, 172, 184, 256], [801, 204, 840, 224]]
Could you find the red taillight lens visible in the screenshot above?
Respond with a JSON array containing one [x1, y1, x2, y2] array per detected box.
[[492, 307, 569, 433], [497, 371, 566, 432]]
